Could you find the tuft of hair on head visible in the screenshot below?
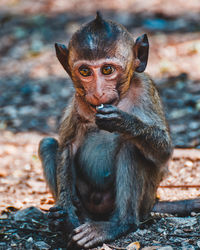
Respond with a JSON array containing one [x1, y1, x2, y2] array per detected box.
[[92, 11, 108, 31], [96, 11, 103, 21]]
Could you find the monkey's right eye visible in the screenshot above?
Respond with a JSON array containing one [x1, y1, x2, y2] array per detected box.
[[79, 66, 92, 77]]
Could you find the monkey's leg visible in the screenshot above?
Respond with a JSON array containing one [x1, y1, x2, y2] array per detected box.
[[152, 199, 200, 216], [39, 137, 58, 198], [69, 143, 142, 249]]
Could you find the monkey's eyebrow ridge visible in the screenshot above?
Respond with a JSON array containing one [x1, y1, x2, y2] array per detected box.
[[72, 58, 125, 69]]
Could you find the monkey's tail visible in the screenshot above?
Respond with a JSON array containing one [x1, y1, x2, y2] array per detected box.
[[152, 199, 200, 216]]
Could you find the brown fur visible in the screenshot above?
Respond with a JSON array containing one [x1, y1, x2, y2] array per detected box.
[[38, 14, 176, 249]]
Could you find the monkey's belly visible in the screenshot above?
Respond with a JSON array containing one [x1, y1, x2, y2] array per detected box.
[[74, 131, 117, 188], [74, 131, 117, 214]]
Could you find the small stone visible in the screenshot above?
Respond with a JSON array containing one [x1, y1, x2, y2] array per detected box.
[[136, 229, 148, 236], [11, 243, 17, 247], [60, 88, 70, 98], [34, 241, 50, 250], [181, 241, 195, 250], [13, 233, 20, 240], [30, 37, 44, 53], [14, 27, 27, 39], [171, 124, 186, 133], [157, 228, 164, 233], [14, 206, 46, 222], [3, 106, 17, 118], [170, 109, 188, 119], [24, 164, 31, 171], [184, 160, 193, 167], [0, 243, 6, 247], [165, 217, 197, 228], [27, 237, 34, 243], [174, 229, 183, 234], [195, 101, 200, 111], [189, 121, 200, 130], [18, 106, 38, 116]]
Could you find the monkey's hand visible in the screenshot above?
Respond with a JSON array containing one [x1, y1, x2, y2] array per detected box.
[[48, 206, 80, 233], [68, 222, 118, 249], [95, 105, 128, 133], [48, 206, 67, 231]]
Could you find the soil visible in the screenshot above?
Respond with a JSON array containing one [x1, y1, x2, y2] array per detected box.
[[0, 1, 200, 249]]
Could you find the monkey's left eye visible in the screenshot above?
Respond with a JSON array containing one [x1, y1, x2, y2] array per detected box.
[[101, 65, 115, 75], [79, 66, 92, 77]]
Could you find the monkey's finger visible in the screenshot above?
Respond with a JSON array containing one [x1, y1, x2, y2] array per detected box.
[[96, 113, 120, 120], [73, 223, 90, 233], [68, 229, 90, 249], [96, 104, 118, 114], [72, 229, 89, 242], [77, 233, 95, 248], [84, 236, 103, 249], [49, 206, 62, 212], [48, 210, 67, 218]]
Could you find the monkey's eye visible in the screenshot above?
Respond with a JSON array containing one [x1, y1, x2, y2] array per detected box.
[[101, 65, 115, 75], [79, 66, 92, 77]]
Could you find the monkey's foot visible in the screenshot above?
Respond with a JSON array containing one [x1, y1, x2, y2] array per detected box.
[[48, 206, 67, 231], [68, 222, 119, 249]]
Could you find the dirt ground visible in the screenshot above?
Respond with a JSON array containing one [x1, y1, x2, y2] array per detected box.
[[0, 133, 199, 249], [0, 0, 200, 249]]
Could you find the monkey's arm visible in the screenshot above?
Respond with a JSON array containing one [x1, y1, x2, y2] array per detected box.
[[96, 105, 172, 165], [52, 146, 81, 231], [39, 139, 81, 232]]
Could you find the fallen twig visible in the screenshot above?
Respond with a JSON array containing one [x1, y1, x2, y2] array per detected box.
[[159, 185, 200, 188]]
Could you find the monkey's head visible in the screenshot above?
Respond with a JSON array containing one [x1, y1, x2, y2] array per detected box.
[[55, 12, 149, 111]]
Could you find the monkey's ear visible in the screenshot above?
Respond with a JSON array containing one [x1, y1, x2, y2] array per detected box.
[[133, 34, 149, 73], [55, 43, 71, 76]]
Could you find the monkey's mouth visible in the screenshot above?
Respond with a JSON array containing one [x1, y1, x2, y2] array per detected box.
[[89, 99, 117, 110], [90, 104, 102, 109]]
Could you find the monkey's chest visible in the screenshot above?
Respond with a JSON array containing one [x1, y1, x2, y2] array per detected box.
[[74, 132, 118, 189]]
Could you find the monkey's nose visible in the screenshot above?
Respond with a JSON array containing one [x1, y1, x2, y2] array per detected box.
[[93, 92, 105, 100]]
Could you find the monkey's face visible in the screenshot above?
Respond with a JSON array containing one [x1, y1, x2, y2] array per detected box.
[[71, 56, 132, 111], [55, 13, 149, 113]]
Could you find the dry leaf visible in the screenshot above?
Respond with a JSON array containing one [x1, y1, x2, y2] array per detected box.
[[126, 241, 140, 250]]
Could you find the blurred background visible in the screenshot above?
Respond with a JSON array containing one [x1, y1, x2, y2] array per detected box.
[[0, 0, 200, 210]]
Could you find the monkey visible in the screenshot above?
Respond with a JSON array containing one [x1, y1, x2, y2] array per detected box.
[[39, 12, 200, 249]]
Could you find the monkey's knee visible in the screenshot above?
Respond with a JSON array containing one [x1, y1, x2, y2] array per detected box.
[[39, 137, 58, 160], [39, 137, 59, 198]]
